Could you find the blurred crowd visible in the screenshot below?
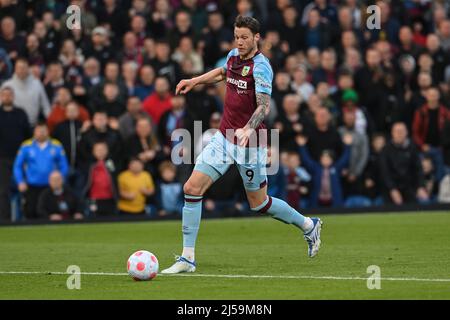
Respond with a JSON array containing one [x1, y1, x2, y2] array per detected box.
[[1, 0, 450, 222]]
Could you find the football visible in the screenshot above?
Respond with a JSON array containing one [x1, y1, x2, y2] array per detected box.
[[127, 250, 159, 281]]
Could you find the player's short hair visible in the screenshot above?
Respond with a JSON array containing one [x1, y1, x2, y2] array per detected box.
[[234, 15, 260, 34]]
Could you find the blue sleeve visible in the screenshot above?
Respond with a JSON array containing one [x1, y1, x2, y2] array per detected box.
[[298, 146, 318, 173], [222, 49, 237, 72], [253, 60, 273, 95], [13, 146, 27, 184], [335, 145, 351, 171]]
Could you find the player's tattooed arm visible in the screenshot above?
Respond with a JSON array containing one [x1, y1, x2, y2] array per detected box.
[[245, 92, 270, 129]]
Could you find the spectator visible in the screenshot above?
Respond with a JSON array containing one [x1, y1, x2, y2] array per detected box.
[[0, 16, 25, 61], [43, 61, 66, 103], [82, 26, 114, 70], [338, 108, 370, 204], [291, 64, 314, 102], [379, 122, 429, 205], [142, 76, 172, 125], [83, 142, 118, 217], [89, 61, 128, 110], [274, 94, 307, 152], [13, 122, 69, 219], [0, 86, 31, 221], [47, 87, 90, 133], [118, 96, 150, 140], [305, 107, 343, 161], [91, 82, 126, 121], [311, 49, 338, 93], [147, 39, 182, 86], [279, 5, 303, 54], [118, 32, 143, 68], [303, 9, 330, 50], [363, 133, 386, 205], [95, 0, 129, 40], [2, 58, 51, 126], [172, 36, 204, 75], [272, 70, 295, 117], [158, 95, 195, 155], [412, 87, 450, 181], [297, 134, 352, 208], [134, 64, 155, 101], [82, 57, 102, 88], [37, 170, 84, 221], [0, 47, 13, 84], [58, 38, 85, 85], [118, 158, 155, 215], [284, 151, 311, 211], [156, 160, 183, 216], [167, 9, 196, 51], [125, 116, 162, 176], [24, 33, 44, 69], [201, 11, 233, 69], [122, 61, 139, 97], [79, 111, 123, 170], [53, 101, 88, 194]]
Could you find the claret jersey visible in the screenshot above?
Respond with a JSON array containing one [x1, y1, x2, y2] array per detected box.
[[220, 48, 273, 145]]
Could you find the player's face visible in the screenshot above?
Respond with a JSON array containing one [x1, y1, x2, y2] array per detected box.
[[234, 27, 259, 58]]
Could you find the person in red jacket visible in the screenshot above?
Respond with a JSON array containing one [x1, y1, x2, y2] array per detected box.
[[142, 76, 172, 125], [412, 87, 450, 181]]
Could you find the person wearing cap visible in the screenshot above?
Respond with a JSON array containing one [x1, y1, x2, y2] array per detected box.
[[341, 88, 368, 136], [338, 104, 370, 203], [83, 26, 114, 70]]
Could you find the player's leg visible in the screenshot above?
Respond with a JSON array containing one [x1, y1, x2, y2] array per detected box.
[[245, 185, 323, 258], [245, 185, 313, 232], [238, 146, 322, 257], [162, 132, 231, 273]]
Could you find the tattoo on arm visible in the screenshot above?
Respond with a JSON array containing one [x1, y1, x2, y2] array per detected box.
[[246, 93, 270, 129]]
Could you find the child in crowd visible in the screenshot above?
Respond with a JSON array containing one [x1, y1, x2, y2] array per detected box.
[[118, 158, 155, 215], [283, 151, 311, 210], [83, 142, 118, 216], [156, 161, 183, 216], [297, 134, 352, 208]]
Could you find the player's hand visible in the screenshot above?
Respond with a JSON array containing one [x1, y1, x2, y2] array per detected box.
[[390, 189, 403, 205], [18, 182, 28, 193], [176, 79, 196, 95], [235, 127, 254, 147]]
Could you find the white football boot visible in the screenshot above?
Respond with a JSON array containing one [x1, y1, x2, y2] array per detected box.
[[160, 256, 196, 274], [303, 217, 323, 258]]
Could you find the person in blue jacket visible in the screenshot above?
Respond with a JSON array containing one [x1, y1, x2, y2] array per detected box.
[[13, 122, 69, 219], [296, 134, 353, 208]]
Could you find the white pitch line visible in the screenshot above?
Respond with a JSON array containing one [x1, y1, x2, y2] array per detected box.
[[0, 271, 450, 283]]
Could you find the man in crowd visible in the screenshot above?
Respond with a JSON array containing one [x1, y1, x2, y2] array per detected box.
[[13, 122, 69, 219]]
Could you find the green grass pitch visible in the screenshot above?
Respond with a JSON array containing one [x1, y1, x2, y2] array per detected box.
[[0, 211, 449, 300]]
